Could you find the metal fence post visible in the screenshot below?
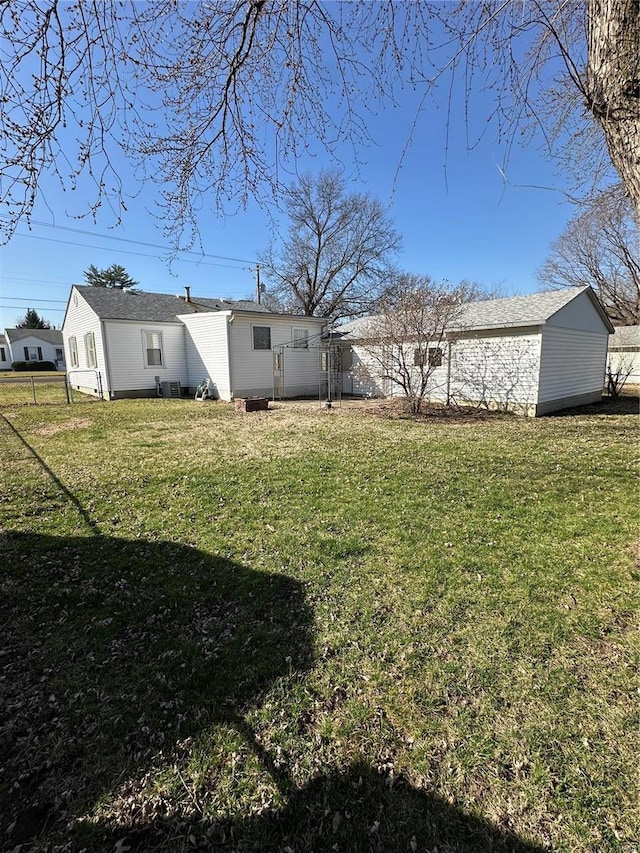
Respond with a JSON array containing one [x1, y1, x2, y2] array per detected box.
[[31, 376, 36, 404]]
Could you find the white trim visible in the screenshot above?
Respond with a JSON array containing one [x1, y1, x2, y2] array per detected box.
[[142, 329, 164, 368], [252, 324, 271, 351], [84, 332, 97, 368]]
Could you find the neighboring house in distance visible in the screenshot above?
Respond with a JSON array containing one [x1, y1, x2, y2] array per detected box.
[[0, 328, 66, 370], [0, 334, 7, 371], [608, 325, 640, 385], [335, 286, 614, 416], [62, 285, 327, 400]]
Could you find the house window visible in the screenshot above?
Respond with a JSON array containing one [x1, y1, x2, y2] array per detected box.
[[55, 347, 64, 361], [143, 330, 164, 367], [0, 346, 6, 362], [428, 347, 443, 367], [293, 328, 309, 348], [414, 348, 426, 367], [69, 336, 79, 368], [253, 326, 271, 350], [84, 332, 97, 368], [24, 345, 43, 361]]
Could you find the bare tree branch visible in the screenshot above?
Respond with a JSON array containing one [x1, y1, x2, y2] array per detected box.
[[538, 184, 640, 324], [260, 170, 400, 320], [1, 1, 638, 247]]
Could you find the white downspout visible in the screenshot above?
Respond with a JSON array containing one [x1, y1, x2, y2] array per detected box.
[[100, 320, 114, 400], [226, 313, 234, 400]]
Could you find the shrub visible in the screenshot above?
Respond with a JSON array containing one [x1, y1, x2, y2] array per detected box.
[[11, 360, 57, 372]]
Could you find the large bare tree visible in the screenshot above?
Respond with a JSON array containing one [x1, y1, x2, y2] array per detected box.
[[260, 171, 400, 319], [1, 1, 638, 248], [538, 184, 640, 325]]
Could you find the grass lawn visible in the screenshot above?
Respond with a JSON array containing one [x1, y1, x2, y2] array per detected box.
[[0, 397, 638, 852]]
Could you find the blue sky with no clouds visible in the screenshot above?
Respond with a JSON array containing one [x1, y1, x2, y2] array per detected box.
[[0, 15, 581, 331]]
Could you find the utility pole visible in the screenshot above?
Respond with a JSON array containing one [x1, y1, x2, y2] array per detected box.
[[252, 264, 262, 304]]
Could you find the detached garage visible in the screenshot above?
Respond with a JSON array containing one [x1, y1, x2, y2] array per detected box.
[[338, 286, 614, 416]]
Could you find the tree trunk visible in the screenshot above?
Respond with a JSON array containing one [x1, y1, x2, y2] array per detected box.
[[587, 0, 640, 214]]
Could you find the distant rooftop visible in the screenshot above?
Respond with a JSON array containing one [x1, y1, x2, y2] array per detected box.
[[610, 325, 640, 348], [5, 327, 63, 344]]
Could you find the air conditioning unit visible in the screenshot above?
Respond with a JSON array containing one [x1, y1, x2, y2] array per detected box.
[[160, 381, 181, 398]]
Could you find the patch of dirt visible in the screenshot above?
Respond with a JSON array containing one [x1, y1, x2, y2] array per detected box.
[[356, 399, 509, 422], [34, 417, 93, 436]]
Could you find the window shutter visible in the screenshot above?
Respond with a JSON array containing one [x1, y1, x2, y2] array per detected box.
[[37, 347, 43, 360], [24, 346, 29, 360]]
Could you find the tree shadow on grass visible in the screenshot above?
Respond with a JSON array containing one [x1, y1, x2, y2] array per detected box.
[[545, 392, 639, 417], [0, 532, 313, 849], [91, 761, 547, 852]]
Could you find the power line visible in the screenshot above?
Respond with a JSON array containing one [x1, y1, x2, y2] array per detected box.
[[0, 297, 68, 304], [1, 305, 65, 312], [7, 231, 253, 270], [2, 215, 257, 265]]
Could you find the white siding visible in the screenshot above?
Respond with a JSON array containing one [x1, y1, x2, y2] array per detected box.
[[547, 290, 609, 334], [607, 349, 640, 384], [448, 331, 542, 411], [180, 312, 231, 399], [62, 289, 107, 396], [229, 315, 325, 398], [348, 343, 450, 401], [8, 334, 63, 367], [103, 320, 189, 394], [538, 326, 608, 404]]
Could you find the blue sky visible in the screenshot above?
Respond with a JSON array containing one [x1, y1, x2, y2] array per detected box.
[[0, 18, 579, 331]]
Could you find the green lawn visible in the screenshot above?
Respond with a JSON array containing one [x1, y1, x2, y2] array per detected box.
[[0, 397, 638, 852]]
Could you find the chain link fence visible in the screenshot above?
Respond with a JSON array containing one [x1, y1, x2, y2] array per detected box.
[[0, 374, 99, 406]]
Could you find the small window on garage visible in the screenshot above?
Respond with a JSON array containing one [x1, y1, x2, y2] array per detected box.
[[428, 347, 443, 367], [143, 330, 164, 367], [253, 326, 271, 350], [293, 328, 309, 348]]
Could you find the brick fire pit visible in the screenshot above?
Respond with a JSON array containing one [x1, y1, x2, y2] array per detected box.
[[234, 396, 269, 413]]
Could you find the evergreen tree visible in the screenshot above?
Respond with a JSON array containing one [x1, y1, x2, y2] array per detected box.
[[15, 308, 52, 329], [84, 264, 138, 289]]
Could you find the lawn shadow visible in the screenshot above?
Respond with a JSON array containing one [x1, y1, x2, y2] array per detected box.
[[91, 761, 547, 852], [0, 532, 313, 849], [545, 392, 639, 417]]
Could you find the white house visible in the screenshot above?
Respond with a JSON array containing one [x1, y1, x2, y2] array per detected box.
[[336, 287, 614, 416], [608, 325, 640, 385], [0, 328, 66, 370], [62, 286, 327, 400]]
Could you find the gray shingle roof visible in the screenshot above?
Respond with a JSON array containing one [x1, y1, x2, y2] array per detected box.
[[74, 286, 268, 322], [335, 287, 612, 338], [450, 287, 595, 331], [5, 328, 63, 344], [610, 325, 640, 348]]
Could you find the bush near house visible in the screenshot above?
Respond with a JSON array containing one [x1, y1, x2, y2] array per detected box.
[[11, 359, 57, 371], [0, 398, 637, 852]]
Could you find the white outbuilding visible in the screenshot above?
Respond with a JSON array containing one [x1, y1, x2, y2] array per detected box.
[[336, 286, 614, 416]]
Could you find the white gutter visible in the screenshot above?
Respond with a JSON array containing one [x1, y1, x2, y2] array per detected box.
[[226, 312, 235, 399], [100, 319, 114, 399]]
